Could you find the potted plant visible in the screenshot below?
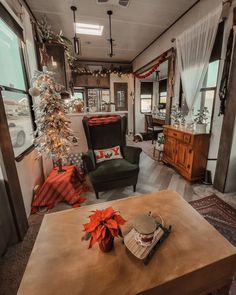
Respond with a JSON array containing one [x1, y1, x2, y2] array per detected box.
[[194, 107, 209, 133], [82, 207, 126, 252], [171, 104, 182, 127], [156, 135, 165, 151]]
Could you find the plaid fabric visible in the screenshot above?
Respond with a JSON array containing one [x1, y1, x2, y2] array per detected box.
[[31, 165, 87, 213], [83, 115, 121, 126]]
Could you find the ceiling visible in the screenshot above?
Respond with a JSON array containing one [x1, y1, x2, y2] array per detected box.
[[27, 0, 197, 62]]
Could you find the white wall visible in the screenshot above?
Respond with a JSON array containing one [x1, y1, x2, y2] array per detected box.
[[110, 73, 134, 134], [132, 0, 229, 181], [133, 0, 222, 72], [16, 151, 44, 216]]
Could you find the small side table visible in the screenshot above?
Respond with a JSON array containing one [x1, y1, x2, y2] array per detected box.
[[32, 165, 86, 212]]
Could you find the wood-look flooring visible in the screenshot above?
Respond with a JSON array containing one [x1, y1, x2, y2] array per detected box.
[[81, 150, 236, 209]]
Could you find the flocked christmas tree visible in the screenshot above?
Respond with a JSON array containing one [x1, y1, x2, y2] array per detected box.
[[30, 66, 74, 173]]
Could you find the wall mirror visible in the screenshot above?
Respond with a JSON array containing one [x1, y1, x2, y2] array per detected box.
[[114, 82, 128, 111], [137, 51, 174, 125]]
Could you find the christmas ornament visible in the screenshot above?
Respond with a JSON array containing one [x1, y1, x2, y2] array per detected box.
[[32, 68, 76, 173], [29, 87, 40, 97]]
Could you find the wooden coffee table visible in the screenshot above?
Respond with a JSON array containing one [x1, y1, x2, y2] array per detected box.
[[17, 190, 236, 295]]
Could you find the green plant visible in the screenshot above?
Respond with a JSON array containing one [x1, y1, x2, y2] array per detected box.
[[194, 107, 209, 124], [157, 135, 165, 145], [171, 103, 184, 124]]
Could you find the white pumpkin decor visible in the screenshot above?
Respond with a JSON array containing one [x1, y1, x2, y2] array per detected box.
[[194, 107, 209, 133], [29, 87, 40, 97]]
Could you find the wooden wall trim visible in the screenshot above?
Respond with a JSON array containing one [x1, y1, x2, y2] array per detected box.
[[0, 89, 28, 240], [214, 32, 236, 192]]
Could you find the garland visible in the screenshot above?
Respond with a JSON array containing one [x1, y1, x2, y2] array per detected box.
[[133, 52, 168, 79], [71, 67, 132, 77]]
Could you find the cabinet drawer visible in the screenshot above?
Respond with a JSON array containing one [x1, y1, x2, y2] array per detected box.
[[183, 133, 193, 144], [168, 129, 183, 140]]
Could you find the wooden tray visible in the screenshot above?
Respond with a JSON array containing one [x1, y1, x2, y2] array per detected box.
[[124, 224, 172, 265]]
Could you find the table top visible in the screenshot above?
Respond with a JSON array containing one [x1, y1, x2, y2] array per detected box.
[[18, 190, 236, 295]]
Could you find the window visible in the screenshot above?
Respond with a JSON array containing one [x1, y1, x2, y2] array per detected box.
[[198, 60, 220, 131], [0, 5, 35, 159], [140, 82, 153, 113], [74, 88, 85, 100], [179, 22, 224, 129], [158, 79, 167, 116]]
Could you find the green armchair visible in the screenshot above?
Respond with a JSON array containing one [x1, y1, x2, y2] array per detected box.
[[82, 116, 142, 198]]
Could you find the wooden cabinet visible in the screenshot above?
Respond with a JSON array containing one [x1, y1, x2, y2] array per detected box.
[[74, 74, 110, 88], [162, 126, 210, 181]]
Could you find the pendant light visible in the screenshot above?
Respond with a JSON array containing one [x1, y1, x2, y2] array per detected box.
[[107, 10, 114, 57], [71, 6, 81, 56]]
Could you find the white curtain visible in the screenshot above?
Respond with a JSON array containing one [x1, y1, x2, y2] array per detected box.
[[176, 6, 222, 117]]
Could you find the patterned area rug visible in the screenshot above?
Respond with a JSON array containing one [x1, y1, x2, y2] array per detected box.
[[189, 195, 236, 295]]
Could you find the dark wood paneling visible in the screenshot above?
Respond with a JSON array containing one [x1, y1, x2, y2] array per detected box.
[[0, 89, 28, 240], [214, 34, 236, 192], [165, 56, 173, 124], [0, 178, 17, 255]]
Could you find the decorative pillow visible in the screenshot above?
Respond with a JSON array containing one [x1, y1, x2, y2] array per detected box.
[[94, 146, 123, 163]]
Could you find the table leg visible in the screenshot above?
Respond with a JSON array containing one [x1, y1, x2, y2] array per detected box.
[[218, 283, 231, 295]]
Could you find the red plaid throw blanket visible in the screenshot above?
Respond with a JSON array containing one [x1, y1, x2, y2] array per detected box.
[[83, 115, 121, 126], [31, 165, 87, 213]]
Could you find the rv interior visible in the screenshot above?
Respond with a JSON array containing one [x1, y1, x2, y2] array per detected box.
[[1, 0, 236, 294]]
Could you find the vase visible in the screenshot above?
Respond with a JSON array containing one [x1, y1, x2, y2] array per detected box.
[[99, 235, 114, 252], [195, 123, 207, 133]]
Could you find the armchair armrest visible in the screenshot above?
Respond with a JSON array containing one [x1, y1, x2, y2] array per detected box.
[[82, 150, 96, 173], [122, 146, 142, 165]]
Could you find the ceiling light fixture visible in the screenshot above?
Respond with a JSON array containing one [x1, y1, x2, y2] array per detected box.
[[107, 10, 114, 57], [71, 6, 81, 56], [76, 23, 104, 36]]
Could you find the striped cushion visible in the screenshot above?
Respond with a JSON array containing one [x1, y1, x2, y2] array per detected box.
[[83, 115, 121, 126]]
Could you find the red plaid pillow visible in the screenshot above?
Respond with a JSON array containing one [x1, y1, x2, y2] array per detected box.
[[94, 146, 123, 163]]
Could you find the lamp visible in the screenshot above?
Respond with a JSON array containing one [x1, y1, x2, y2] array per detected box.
[[107, 10, 114, 57], [71, 6, 81, 56]]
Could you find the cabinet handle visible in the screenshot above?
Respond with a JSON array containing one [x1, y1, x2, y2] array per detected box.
[[187, 164, 190, 169], [173, 133, 177, 136], [189, 149, 192, 154]]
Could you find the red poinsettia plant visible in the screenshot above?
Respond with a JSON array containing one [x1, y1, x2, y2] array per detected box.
[[82, 207, 126, 250]]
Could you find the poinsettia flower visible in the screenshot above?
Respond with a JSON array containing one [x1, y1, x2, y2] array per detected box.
[[101, 207, 115, 220], [113, 214, 126, 225], [83, 207, 126, 248], [106, 219, 119, 229]]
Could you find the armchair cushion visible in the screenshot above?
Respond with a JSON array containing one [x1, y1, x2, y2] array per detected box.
[[82, 150, 96, 173], [94, 145, 123, 163], [90, 159, 139, 183], [122, 146, 142, 165]]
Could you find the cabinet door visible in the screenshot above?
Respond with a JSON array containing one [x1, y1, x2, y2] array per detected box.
[[175, 142, 192, 172], [163, 137, 176, 163]]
